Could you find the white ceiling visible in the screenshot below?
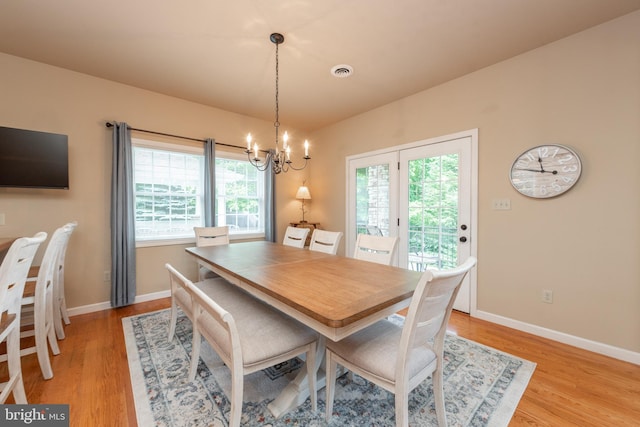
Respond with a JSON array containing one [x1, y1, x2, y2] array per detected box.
[[1, 0, 639, 130]]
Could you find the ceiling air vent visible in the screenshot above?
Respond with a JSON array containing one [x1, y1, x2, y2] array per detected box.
[[330, 64, 354, 78]]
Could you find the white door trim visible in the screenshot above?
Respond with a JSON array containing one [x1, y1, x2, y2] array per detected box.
[[345, 129, 478, 315]]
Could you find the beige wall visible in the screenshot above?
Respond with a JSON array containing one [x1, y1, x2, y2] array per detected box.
[[309, 12, 640, 353], [0, 52, 307, 308], [1, 11, 638, 356]]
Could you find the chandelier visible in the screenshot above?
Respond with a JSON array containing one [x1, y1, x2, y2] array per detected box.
[[245, 33, 310, 174]]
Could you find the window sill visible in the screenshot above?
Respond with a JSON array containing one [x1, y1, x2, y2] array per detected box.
[[135, 233, 265, 248]]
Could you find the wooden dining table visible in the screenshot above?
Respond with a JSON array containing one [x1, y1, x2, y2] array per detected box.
[[0, 237, 16, 262], [0, 237, 15, 251], [186, 240, 424, 417]]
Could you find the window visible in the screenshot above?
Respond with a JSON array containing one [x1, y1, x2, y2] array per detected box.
[[132, 139, 265, 246], [215, 156, 265, 237]]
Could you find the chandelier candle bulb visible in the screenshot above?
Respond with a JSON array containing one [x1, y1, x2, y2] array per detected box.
[[253, 143, 259, 160], [246, 133, 252, 151], [304, 140, 309, 158]]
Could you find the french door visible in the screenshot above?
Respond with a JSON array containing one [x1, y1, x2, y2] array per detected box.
[[347, 151, 399, 261], [346, 130, 477, 313]]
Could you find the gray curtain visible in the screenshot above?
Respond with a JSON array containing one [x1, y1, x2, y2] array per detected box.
[[110, 122, 136, 307], [264, 149, 276, 242], [203, 138, 216, 226]]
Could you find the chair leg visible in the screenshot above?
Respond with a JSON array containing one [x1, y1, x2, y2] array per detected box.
[[60, 298, 71, 325], [34, 305, 53, 380], [55, 268, 70, 338], [395, 391, 409, 427], [5, 327, 27, 404], [47, 323, 60, 356], [188, 328, 201, 381], [325, 351, 338, 421], [168, 299, 177, 341], [433, 366, 447, 426], [53, 299, 66, 340], [47, 292, 60, 356], [229, 365, 243, 427]]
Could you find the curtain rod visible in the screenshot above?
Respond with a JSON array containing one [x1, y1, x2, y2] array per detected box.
[[105, 121, 248, 152]]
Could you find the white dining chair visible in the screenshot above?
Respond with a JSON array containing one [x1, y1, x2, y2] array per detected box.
[[309, 229, 343, 255], [193, 226, 230, 280], [52, 221, 77, 338], [165, 264, 318, 427], [283, 226, 310, 248], [353, 233, 399, 266], [16, 224, 74, 379], [325, 257, 477, 427], [348, 233, 400, 381], [167, 264, 231, 342], [0, 232, 47, 403], [27, 221, 77, 340]]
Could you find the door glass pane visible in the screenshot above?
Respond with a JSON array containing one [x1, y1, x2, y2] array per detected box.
[[356, 164, 390, 238], [407, 154, 459, 271]]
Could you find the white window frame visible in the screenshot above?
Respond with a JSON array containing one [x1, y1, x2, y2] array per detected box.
[[133, 138, 204, 248], [132, 138, 266, 248], [214, 150, 266, 241]]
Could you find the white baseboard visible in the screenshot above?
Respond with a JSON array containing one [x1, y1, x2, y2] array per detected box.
[[66, 291, 639, 365], [474, 310, 640, 365], [66, 290, 171, 318]]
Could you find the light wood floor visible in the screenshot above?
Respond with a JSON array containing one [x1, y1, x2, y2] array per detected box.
[[2, 298, 639, 426]]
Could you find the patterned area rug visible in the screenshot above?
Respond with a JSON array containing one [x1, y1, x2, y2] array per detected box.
[[123, 309, 535, 426]]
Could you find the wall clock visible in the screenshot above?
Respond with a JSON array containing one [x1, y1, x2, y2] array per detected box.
[[510, 144, 582, 198]]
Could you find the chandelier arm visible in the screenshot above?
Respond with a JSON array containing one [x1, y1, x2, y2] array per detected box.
[[247, 151, 272, 172], [283, 158, 310, 171]]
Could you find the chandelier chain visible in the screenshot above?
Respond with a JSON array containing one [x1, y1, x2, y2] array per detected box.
[[274, 40, 279, 146]]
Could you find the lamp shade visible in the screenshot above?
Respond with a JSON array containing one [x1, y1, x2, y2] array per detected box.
[[296, 186, 311, 200]]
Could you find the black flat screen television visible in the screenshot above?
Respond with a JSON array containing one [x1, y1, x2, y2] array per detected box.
[[0, 126, 69, 189]]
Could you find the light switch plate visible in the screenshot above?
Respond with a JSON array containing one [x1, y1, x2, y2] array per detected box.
[[0, 213, 5, 225], [491, 199, 511, 210]]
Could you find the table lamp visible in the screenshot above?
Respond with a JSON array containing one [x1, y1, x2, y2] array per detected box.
[[295, 185, 311, 223]]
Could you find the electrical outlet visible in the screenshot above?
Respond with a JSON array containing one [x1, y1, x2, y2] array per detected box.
[[491, 199, 511, 210], [542, 289, 553, 304], [103, 271, 111, 282]]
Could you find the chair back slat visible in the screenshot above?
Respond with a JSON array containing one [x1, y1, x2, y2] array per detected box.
[[283, 226, 310, 248], [194, 226, 230, 247], [309, 230, 343, 255], [193, 226, 230, 280], [353, 234, 399, 265]]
